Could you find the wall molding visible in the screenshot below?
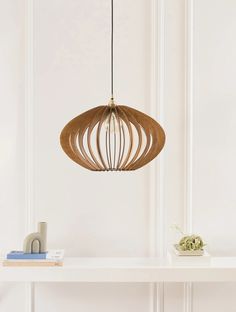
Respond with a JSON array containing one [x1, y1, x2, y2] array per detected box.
[[23, 1, 165, 311], [149, 0, 165, 311], [185, 0, 194, 235], [184, 0, 194, 312], [25, 0, 35, 311]]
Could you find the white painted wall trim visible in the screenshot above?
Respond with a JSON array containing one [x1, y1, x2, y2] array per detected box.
[[25, 0, 35, 311], [149, 0, 165, 311], [184, 0, 195, 312], [25, 0, 35, 234], [185, 0, 194, 235]]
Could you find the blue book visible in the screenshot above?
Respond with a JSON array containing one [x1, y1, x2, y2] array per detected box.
[[7, 251, 47, 260]]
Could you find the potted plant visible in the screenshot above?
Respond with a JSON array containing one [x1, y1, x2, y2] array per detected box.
[[171, 224, 206, 256]]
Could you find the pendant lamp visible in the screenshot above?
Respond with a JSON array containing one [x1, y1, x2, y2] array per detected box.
[[60, 0, 165, 171]]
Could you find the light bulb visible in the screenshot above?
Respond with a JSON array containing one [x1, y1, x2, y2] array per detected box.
[[104, 111, 121, 133]]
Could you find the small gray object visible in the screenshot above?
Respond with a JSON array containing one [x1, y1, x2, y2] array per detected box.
[[23, 222, 47, 253]]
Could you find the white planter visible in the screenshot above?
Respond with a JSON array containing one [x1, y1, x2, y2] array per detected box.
[[167, 245, 211, 265], [173, 244, 204, 256]]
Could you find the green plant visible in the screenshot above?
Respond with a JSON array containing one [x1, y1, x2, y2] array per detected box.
[[178, 235, 204, 251], [171, 224, 206, 251]]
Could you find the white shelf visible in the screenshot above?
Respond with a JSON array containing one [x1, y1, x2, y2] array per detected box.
[[1, 257, 236, 282]]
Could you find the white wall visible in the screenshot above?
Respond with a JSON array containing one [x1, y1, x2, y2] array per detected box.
[[191, 0, 236, 310], [0, 0, 27, 310], [0, 0, 236, 311]]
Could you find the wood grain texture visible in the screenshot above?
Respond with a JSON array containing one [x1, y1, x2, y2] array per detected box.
[[60, 105, 165, 171]]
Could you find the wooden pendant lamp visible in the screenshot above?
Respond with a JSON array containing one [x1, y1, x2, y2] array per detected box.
[[60, 0, 165, 171]]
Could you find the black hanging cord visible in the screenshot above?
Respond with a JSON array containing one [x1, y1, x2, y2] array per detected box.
[[111, 0, 114, 100]]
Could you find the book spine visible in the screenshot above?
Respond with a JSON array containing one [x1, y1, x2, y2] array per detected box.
[[7, 253, 47, 260]]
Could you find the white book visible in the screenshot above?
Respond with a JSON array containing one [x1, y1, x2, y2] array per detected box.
[[46, 250, 65, 261]]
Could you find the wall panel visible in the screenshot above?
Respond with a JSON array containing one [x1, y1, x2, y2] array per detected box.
[[32, 0, 152, 311], [0, 0, 28, 311], [191, 0, 236, 311]]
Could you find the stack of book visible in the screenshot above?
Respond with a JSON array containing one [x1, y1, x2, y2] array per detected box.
[[3, 250, 64, 267]]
